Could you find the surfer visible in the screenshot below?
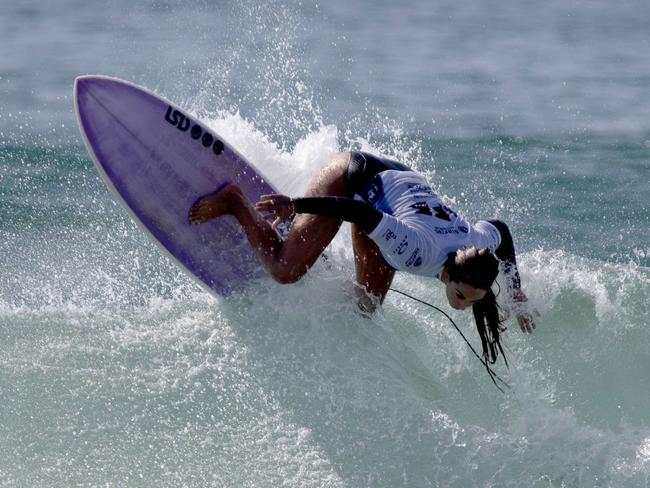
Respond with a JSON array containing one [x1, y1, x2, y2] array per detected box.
[[189, 151, 535, 363]]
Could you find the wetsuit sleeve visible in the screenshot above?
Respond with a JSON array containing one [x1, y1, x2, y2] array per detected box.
[[294, 196, 440, 273], [292, 196, 382, 234], [488, 219, 522, 289]]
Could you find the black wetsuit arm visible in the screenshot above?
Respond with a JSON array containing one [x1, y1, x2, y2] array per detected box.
[[488, 219, 522, 289], [293, 196, 382, 235]]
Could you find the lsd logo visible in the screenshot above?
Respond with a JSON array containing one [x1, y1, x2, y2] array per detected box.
[[164, 107, 191, 131], [164, 106, 225, 156]]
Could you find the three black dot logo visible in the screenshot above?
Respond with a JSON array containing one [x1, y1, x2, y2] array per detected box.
[[201, 130, 213, 147], [165, 106, 224, 157], [212, 140, 224, 155], [191, 123, 223, 155]]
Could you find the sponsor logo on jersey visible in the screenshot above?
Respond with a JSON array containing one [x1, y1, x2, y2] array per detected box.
[[394, 236, 409, 255], [433, 226, 469, 235], [364, 178, 383, 204], [410, 202, 433, 216], [406, 183, 436, 196], [432, 204, 457, 222], [382, 229, 397, 241], [405, 247, 422, 267]]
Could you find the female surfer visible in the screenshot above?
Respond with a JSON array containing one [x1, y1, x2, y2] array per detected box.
[[189, 151, 535, 364]]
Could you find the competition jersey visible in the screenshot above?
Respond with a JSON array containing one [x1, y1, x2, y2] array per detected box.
[[358, 170, 502, 277]]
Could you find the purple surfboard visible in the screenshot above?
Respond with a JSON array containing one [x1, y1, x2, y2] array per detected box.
[[74, 75, 275, 296]]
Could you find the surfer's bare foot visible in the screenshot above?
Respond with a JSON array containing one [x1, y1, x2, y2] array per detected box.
[[189, 183, 241, 224]]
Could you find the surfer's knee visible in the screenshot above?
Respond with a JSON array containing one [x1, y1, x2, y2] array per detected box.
[[306, 152, 353, 198], [269, 264, 306, 285], [264, 257, 308, 284]]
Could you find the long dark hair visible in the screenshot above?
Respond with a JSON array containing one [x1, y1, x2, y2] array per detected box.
[[446, 247, 507, 365]]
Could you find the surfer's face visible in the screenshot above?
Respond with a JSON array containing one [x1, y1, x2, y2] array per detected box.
[[446, 280, 487, 310]]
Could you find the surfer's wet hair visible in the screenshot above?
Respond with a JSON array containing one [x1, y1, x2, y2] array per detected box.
[[446, 247, 507, 365]]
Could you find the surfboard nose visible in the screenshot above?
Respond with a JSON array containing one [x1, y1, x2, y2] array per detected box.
[[74, 76, 125, 116], [74, 76, 139, 111], [74, 76, 94, 109], [74, 75, 92, 87]]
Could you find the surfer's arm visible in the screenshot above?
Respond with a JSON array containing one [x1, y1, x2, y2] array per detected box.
[[256, 194, 382, 234], [487, 220, 521, 289], [488, 219, 536, 333], [292, 196, 382, 233]]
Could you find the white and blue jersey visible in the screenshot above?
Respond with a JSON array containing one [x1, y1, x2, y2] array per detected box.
[[358, 170, 502, 277]]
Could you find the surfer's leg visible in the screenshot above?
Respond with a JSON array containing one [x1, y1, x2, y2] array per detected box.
[[351, 223, 396, 313], [262, 152, 353, 282], [188, 182, 233, 224], [190, 152, 353, 283]]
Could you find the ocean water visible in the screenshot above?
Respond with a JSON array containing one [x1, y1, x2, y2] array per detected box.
[[1, 1, 649, 487]]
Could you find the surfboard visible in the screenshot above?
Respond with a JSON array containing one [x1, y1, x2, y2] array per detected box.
[[74, 75, 276, 296]]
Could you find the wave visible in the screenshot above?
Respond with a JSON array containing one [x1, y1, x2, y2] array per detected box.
[[2, 240, 649, 486], [1, 110, 649, 486]]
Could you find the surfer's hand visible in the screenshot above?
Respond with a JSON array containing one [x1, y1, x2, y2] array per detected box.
[[512, 288, 537, 334], [256, 194, 294, 229]]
